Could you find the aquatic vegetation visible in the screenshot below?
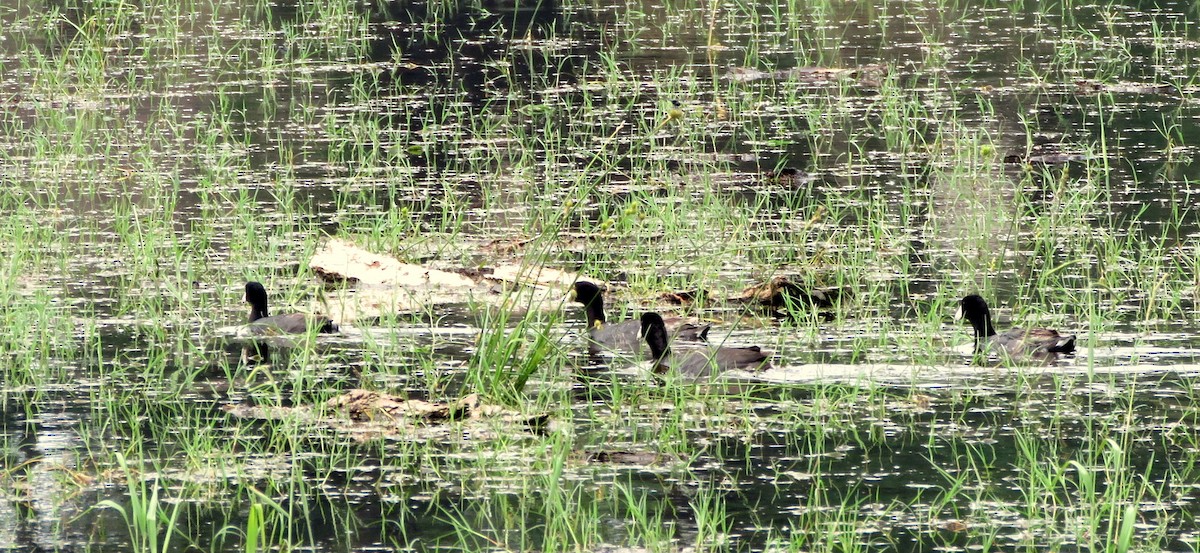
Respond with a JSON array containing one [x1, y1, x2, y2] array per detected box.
[[1, 0, 1200, 551]]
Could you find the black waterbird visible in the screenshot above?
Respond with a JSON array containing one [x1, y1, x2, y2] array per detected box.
[[957, 295, 1075, 360], [639, 312, 769, 378], [243, 281, 338, 335], [569, 281, 708, 355]]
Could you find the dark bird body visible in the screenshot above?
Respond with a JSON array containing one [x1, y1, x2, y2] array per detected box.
[[243, 281, 338, 335], [570, 281, 708, 356], [958, 295, 1075, 360], [639, 312, 769, 379]]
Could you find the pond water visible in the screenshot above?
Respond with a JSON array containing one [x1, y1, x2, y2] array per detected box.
[[2, 0, 1200, 551]]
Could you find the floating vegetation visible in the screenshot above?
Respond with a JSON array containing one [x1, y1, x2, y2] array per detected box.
[[2, 0, 1200, 551]]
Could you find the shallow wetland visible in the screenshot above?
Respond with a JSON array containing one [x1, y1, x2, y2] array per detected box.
[[3, 0, 1200, 551]]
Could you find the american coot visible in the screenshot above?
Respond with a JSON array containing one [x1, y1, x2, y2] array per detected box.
[[957, 295, 1075, 359], [243, 281, 338, 335], [570, 281, 709, 355], [639, 312, 770, 378]]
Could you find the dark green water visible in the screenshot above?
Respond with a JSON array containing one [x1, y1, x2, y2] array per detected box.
[[3, 0, 1200, 551]]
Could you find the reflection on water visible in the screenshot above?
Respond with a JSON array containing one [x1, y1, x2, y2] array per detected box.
[[2, 0, 1200, 550]]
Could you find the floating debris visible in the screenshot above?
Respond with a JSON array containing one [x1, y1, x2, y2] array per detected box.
[[1073, 79, 1180, 96], [724, 64, 887, 86], [760, 167, 809, 187], [481, 263, 579, 290], [479, 236, 533, 255], [941, 520, 970, 533], [223, 389, 549, 435], [327, 389, 546, 427], [309, 239, 581, 321], [584, 450, 684, 466], [310, 238, 479, 288], [659, 289, 707, 305], [733, 276, 845, 310], [1003, 152, 1091, 166]]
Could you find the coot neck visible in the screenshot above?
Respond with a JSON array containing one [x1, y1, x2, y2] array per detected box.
[[584, 298, 606, 328], [249, 304, 269, 323]]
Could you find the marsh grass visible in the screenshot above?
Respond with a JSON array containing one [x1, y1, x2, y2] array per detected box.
[[3, 0, 1200, 551], [467, 301, 566, 407], [97, 453, 186, 553]]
